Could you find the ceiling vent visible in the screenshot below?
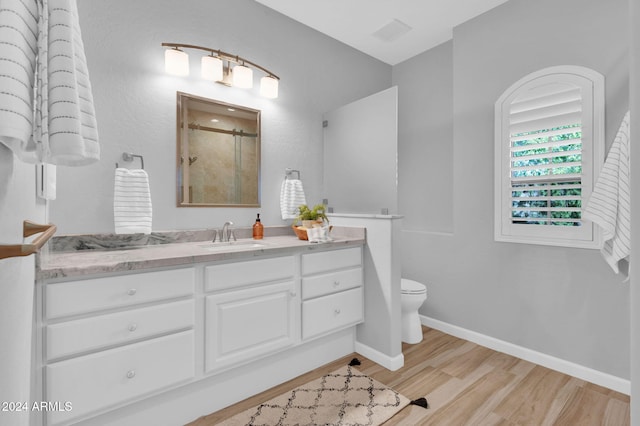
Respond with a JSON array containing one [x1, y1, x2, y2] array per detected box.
[[372, 19, 412, 42]]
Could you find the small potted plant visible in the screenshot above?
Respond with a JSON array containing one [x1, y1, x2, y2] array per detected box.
[[293, 204, 329, 240]]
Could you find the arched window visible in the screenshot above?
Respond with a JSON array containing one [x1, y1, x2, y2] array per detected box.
[[494, 66, 604, 248]]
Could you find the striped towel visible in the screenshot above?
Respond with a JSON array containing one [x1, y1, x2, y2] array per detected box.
[[583, 111, 631, 274], [114, 168, 152, 235], [0, 0, 99, 165], [280, 179, 307, 220], [0, 0, 39, 160], [41, 0, 99, 165]]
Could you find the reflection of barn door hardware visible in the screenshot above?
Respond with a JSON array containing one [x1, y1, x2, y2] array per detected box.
[[180, 156, 198, 165], [0, 220, 57, 260], [185, 122, 257, 137]]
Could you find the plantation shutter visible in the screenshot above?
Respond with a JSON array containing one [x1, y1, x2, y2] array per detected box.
[[494, 66, 604, 248], [509, 85, 583, 227]]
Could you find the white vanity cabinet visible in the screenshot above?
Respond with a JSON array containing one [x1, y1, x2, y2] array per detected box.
[[301, 247, 363, 340], [203, 256, 298, 373], [41, 268, 196, 425], [36, 240, 365, 425]]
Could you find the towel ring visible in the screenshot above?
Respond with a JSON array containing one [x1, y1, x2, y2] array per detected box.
[[116, 152, 144, 169], [285, 168, 300, 180]]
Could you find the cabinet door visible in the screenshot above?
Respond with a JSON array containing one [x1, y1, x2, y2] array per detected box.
[[205, 281, 298, 372]]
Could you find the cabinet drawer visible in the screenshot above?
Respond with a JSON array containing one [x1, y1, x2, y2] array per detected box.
[[204, 256, 294, 292], [301, 247, 362, 276], [302, 267, 362, 300], [45, 330, 195, 425], [302, 287, 363, 340], [46, 268, 195, 319], [46, 299, 195, 360]]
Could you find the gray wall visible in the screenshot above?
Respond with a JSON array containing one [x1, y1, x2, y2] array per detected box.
[[629, 0, 639, 420], [396, 0, 630, 379], [0, 147, 46, 426], [395, 41, 453, 233], [51, 0, 391, 234]]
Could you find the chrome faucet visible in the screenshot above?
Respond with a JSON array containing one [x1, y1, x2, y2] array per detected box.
[[220, 221, 236, 242]]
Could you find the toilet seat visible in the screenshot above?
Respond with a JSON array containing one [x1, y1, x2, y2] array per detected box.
[[401, 278, 427, 295]]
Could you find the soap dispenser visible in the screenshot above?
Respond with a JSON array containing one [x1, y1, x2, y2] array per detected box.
[[253, 213, 264, 240]]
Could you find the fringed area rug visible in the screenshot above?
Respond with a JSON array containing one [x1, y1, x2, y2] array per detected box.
[[218, 365, 410, 426]]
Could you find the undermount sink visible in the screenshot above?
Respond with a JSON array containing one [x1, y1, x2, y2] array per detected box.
[[198, 240, 268, 252]]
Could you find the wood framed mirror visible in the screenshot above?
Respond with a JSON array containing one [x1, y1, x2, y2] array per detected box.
[[176, 92, 260, 207]]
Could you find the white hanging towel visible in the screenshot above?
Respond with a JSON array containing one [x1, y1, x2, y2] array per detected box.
[[41, 0, 99, 165], [0, 0, 39, 161], [280, 179, 307, 220], [583, 111, 631, 274], [0, 0, 99, 165], [114, 168, 152, 235]]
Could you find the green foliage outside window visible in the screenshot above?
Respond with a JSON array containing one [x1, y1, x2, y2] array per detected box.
[[510, 124, 582, 226]]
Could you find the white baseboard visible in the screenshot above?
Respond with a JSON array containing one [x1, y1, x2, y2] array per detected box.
[[421, 315, 630, 395], [355, 341, 405, 371]]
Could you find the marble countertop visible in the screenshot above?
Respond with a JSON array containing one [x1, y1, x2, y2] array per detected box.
[[37, 227, 365, 281]]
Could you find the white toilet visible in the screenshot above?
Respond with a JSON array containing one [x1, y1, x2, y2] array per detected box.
[[401, 278, 427, 344]]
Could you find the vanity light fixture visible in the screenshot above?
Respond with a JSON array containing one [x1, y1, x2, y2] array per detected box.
[[162, 42, 279, 98], [260, 75, 279, 99], [232, 63, 253, 88], [165, 47, 189, 76], [201, 54, 223, 81]]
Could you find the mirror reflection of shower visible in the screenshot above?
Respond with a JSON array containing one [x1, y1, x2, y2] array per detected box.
[[177, 93, 260, 207], [185, 123, 258, 205]]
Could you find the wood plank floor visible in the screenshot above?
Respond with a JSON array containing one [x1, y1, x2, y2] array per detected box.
[[189, 326, 630, 425]]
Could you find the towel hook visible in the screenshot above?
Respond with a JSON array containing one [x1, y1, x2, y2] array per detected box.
[[116, 152, 145, 169]]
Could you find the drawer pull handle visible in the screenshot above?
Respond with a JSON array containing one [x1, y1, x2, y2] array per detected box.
[[334, 308, 341, 315], [333, 281, 340, 287], [128, 323, 138, 332], [126, 370, 136, 379], [127, 288, 137, 296], [290, 291, 297, 297]]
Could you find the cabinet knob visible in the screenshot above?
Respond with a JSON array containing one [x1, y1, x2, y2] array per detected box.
[[127, 288, 137, 296], [333, 281, 340, 287], [128, 323, 138, 332], [126, 370, 136, 379], [334, 308, 341, 315]]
